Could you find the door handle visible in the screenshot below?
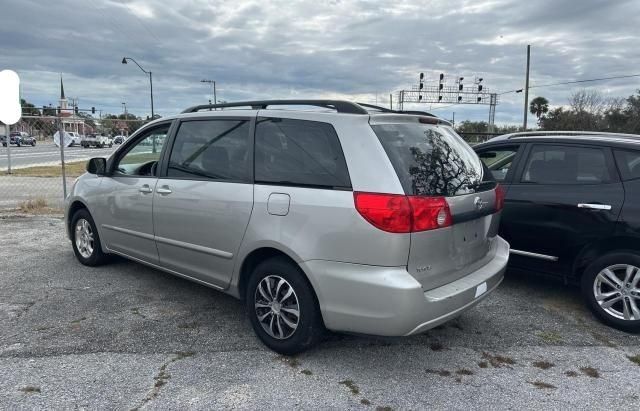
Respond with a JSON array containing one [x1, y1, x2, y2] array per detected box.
[[139, 185, 153, 194], [578, 203, 612, 210], [156, 186, 172, 195]]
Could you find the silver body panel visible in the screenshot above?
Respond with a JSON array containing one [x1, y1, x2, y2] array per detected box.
[[65, 108, 508, 337]]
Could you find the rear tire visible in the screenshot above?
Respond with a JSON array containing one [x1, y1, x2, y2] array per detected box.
[[581, 251, 640, 332], [246, 257, 324, 354], [71, 209, 110, 266]]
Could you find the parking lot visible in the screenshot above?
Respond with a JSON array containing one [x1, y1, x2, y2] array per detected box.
[[1, 215, 639, 409]]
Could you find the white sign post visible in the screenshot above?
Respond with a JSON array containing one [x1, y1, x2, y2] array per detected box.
[[0, 70, 22, 174]]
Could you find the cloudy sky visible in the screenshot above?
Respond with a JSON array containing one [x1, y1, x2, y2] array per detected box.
[[1, 0, 639, 125]]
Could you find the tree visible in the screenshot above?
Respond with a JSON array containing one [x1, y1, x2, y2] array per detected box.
[[529, 96, 549, 122]]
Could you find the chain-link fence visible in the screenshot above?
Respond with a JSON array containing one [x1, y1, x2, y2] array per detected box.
[[1, 116, 145, 211]]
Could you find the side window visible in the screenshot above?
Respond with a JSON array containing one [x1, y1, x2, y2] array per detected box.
[[614, 150, 640, 181], [255, 118, 351, 189], [478, 147, 519, 182], [521, 145, 611, 184], [116, 124, 170, 176], [167, 119, 251, 182]]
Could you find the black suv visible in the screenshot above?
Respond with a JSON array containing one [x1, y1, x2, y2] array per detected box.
[[475, 131, 640, 331], [2, 132, 36, 147]]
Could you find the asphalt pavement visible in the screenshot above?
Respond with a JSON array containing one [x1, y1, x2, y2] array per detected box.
[[1, 215, 639, 409], [0, 143, 118, 169]]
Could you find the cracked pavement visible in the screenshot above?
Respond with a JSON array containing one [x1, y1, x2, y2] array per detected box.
[[1, 215, 639, 409]]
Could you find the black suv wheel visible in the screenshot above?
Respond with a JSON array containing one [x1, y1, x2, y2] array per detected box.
[[246, 257, 324, 355], [582, 252, 640, 332]]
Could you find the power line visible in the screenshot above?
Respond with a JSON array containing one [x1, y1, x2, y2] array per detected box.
[[499, 73, 640, 95]]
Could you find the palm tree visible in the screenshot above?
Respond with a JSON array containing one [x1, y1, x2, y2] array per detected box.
[[529, 97, 550, 120]]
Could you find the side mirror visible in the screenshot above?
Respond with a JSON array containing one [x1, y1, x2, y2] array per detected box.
[[86, 157, 107, 175]]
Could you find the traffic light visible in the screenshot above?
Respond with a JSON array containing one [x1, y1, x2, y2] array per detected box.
[[477, 97, 482, 103], [439, 83, 443, 90], [419, 95, 423, 101], [91, 106, 95, 114], [420, 72, 424, 80], [458, 96, 463, 102], [74, 106, 79, 115], [478, 85, 483, 92], [438, 95, 443, 101], [439, 73, 444, 81], [459, 84, 463, 91], [419, 83, 424, 90]]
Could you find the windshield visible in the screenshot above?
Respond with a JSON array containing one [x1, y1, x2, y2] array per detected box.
[[372, 123, 483, 196]]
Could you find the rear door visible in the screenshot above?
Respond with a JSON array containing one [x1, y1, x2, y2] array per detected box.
[[503, 143, 624, 275], [371, 121, 502, 290], [152, 117, 254, 288]]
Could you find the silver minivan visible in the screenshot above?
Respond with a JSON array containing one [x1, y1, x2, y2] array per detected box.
[[66, 100, 509, 354]]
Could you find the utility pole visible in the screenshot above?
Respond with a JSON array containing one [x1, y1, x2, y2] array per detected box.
[[4, 123, 11, 174], [201, 79, 217, 110], [389, 94, 393, 110], [523, 44, 531, 131]]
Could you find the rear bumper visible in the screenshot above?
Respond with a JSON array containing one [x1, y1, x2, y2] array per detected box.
[[301, 236, 509, 336]]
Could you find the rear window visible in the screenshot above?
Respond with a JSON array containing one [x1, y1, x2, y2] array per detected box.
[[372, 123, 483, 196], [255, 118, 351, 189]]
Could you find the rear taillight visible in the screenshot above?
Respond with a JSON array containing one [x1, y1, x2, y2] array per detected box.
[[354, 192, 452, 233], [494, 184, 505, 211], [408, 196, 452, 231]]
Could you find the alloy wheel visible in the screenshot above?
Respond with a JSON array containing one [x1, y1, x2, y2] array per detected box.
[[593, 264, 640, 321], [75, 218, 95, 259], [254, 275, 300, 339]]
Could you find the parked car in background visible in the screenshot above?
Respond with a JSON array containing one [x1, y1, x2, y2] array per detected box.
[[113, 135, 126, 144], [2, 131, 36, 147], [67, 132, 82, 146], [65, 100, 509, 354], [476, 131, 640, 331], [81, 134, 113, 148]]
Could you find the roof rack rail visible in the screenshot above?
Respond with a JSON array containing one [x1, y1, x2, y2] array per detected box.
[[356, 102, 437, 117], [182, 99, 369, 114], [503, 131, 640, 139]]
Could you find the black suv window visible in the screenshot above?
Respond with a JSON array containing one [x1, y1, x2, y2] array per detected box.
[[254, 118, 351, 189], [614, 150, 640, 181], [522, 144, 611, 184], [478, 146, 519, 182], [168, 119, 251, 182]]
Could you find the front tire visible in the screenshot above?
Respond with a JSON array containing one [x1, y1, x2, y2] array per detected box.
[[71, 209, 109, 266], [582, 252, 640, 332], [246, 257, 324, 355]]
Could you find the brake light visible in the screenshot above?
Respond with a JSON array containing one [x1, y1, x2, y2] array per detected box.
[[354, 192, 452, 233], [353, 192, 411, 233], [408, 196, 452, 231], [494, 184, 505, 211]]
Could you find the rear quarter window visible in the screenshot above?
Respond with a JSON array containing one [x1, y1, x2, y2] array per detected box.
[[371, 123, 483, 196], [254, 118, 351, 189], [614, 149, 640, 181]]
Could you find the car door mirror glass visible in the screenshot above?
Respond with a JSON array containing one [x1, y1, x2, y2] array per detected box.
[[87, 157, 107, 175]]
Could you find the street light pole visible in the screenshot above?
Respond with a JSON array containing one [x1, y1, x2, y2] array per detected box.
[[523, 45, 531, 131], [122, 57, 154, 119], [200, 79, 217, 110]]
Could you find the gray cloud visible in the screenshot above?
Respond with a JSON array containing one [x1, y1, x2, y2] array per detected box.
[[1, 0, 638, 124]]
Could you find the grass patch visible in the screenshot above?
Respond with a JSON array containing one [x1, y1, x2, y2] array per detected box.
[[482, 352, 516, 368], [564, 370, 578, 377], [536, 331, 563, 344], [627, 355, 640, 366], [7, 161, 87, 177], [360, 399, 371, 406], [339, 379, 360, 395], [529, 380, 556, 390], [426, 369, 451, 377], [19, 386, 41, 394], [532, 361, 554, 370], [18, 197, 48, 213], [580, 366, 600, 378], [478, 361, 489, 369], [456, 369, 474, 376], [300, 369, 313, 376]]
